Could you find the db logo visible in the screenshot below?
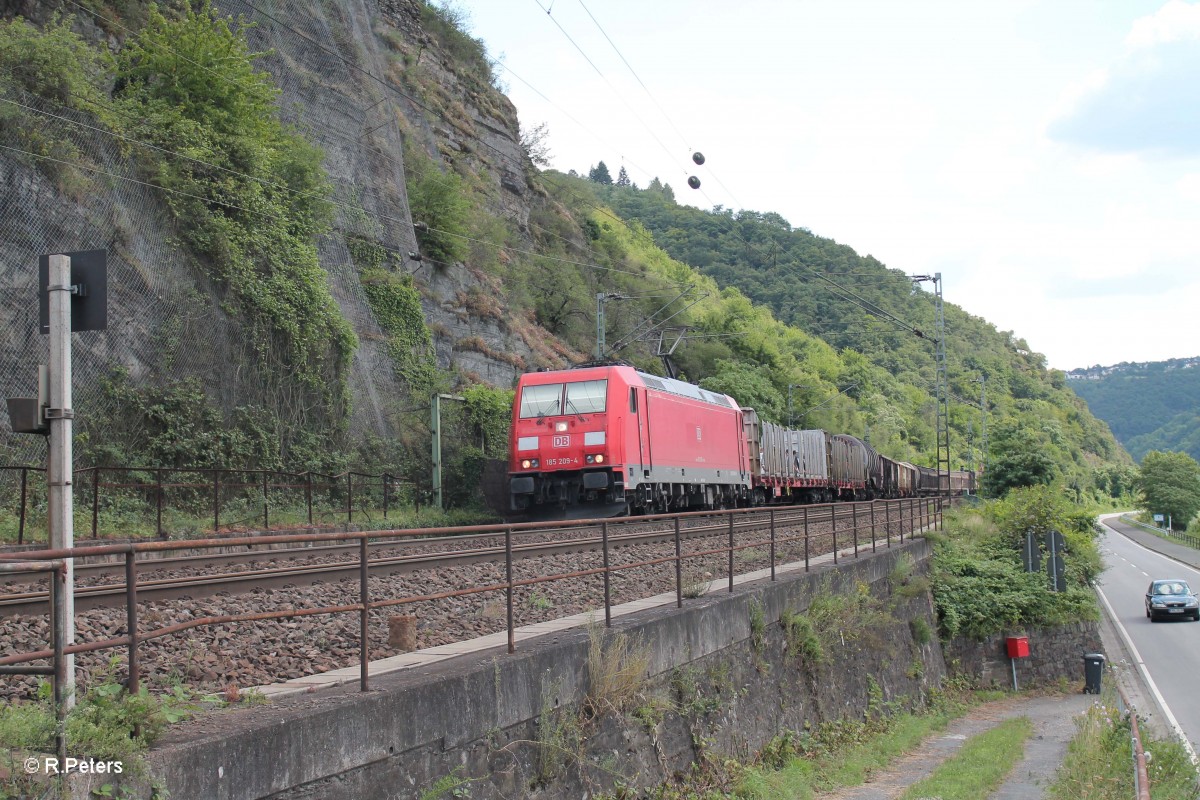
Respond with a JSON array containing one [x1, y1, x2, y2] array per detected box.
[[552, 435, 570, 448]]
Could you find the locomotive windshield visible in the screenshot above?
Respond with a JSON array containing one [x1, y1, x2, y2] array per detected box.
[[519, 379, 608, 418], [565, 380, 607, 414], [520, 383, 563, 418]]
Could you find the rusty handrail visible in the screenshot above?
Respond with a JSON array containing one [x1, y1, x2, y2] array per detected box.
[[0, 499, 923, 718], [2, 464, 411, 543]]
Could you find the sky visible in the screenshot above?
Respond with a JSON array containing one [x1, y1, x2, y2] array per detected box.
[[457, 0, 1200, 372]]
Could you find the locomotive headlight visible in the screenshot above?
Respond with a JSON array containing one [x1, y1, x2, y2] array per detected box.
[[521, 459, 531, 469], [594, 454, 604, 464], [555, 421, 568, 433], [586, 455, 594, 464]]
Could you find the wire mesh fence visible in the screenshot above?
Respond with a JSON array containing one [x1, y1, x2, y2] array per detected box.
[[1, 0, 423, 469], [0, 463, 413, 544]]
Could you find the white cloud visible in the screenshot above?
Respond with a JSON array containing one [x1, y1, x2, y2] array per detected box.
[[1126, 0, 1200, 47], [1049, 2, 1200, 157], [1176, 172, 1200, 202]]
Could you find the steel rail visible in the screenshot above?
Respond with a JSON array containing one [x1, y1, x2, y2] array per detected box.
[[0, 506, 858, 615]]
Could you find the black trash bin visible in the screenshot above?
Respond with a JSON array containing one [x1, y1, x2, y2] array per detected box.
[[1083, 652, 1106, 694]]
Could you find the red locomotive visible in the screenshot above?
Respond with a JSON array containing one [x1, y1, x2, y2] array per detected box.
[[508, 365, 974, 518], [508, 364, 750, 517]]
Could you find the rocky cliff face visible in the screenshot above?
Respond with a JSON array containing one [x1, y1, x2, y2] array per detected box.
[[0, 0, 559, 464]]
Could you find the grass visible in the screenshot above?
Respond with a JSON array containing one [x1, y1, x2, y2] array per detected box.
[[584, 621, 651, 718], [1048, 682, 1199, 800], [0, 499, 500, 544], [726, 688, 982, 799], [899, 715, 1033, 799], [0, 661, 207, 797]]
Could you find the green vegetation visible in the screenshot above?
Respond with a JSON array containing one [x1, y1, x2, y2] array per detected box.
[[79, 367, 351, 474], [982, 418, 1059, 496], [1137, 450, 1200, 532], [406, 146, 474, 265], [574, 174, 1126, 499], [1, 4, 356, 465], [900, 716, 1032, 799], [0, 661, 204, 796], [360, 268, 443, 398], [780, 608, 822, 664], [0, 0, 1132, 514], [584, 623, 651, 718], [0, 14, 110, 106], [418, 767, 474, 800], [602, 683, 984, 800], [0, 468, 496, 544], [1049, 683, 1198, 800], [932, 487, 1101, 640], [1068, 358, 1200, 464], [111, 3, 355, 435]]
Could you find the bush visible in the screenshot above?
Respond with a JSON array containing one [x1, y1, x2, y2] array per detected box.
[[933, 503, 1100, 640], [407, 149, 472, 264], [0, 15, 111, 107], [111, 2, 355, 436]]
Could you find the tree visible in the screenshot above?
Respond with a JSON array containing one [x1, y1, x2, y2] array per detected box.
[[981, 421, 1056, 496], [519, 121, 552, 167], [588, 161, 612, 185], [644, 177, 675, 203], [615, 166, 632, 188], [1137, 450, 1200, 529], [698, 360, 784, 421]]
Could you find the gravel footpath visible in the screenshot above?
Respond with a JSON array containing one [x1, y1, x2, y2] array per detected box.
[[815, 692, 1093, 800]]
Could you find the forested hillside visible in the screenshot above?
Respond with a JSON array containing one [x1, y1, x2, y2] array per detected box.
[[1068, 358, 1200, 463], [569, 174, 1129, 497], [0, 1, 1129, 509]]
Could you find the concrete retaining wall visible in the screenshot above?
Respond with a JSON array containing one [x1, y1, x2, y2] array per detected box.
[[117, 539, 1102, 800], [135, 541, 948, 799]]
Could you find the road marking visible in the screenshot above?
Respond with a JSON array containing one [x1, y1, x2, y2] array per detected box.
[[1103, 514, 1200, 578], [1097, 514, 1198, 763], [1094, 583, 1196, 762]]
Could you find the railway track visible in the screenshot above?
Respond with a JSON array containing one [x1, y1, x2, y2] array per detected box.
[[0, 503, 921, 616]]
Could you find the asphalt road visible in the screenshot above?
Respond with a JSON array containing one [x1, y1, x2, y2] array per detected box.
[[1097, 514, 1200, 757]]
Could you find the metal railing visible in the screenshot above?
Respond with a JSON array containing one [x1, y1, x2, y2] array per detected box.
[[0, 497, 944, 707], [1115, 682, 1152, 800], [1118, 513, 1200, 550], [2, 464, 409, 544], [0, 558, 67, 766]]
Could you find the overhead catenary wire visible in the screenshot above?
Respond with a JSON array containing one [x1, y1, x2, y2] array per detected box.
[[495, 60, 655, 183], [533, 0, 691, 183], [566, 0, 744, 206], [573, 0, 690, 155], [483, 2, 942, 344], [16, 11, 681, 288]]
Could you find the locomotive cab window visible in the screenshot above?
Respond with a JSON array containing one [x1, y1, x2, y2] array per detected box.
[[520, 383, 563, 418], [629, 388, 638, 413], [564, 380, 607, 414]]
